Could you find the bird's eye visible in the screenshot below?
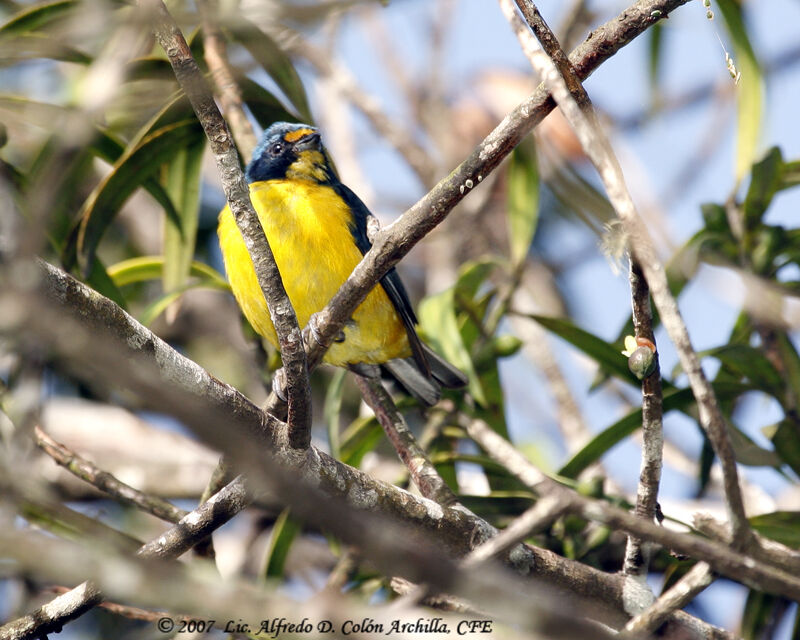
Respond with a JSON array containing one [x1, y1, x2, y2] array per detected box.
[[269, 142, 283, 156]]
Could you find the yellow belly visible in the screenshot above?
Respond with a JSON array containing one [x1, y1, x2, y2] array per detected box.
[[217, 180, 410, 367]]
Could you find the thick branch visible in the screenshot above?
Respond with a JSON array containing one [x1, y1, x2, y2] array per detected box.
[[141, 0, 311, 448]]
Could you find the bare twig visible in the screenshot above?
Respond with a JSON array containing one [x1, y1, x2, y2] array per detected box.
[[622, 562, 715, 636], [622, 260, 664, 577], [500, 0, 751, 547], [464, 494, 567, 567], [354, 374, 458, 506], [34, 425, 189, 524], [141, 0, 311, 448]]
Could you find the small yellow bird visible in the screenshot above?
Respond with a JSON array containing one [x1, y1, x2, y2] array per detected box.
[[218, 122, 466, 405]]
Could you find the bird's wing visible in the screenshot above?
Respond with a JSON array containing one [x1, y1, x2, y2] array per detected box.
[[333, 182, 431, 378]]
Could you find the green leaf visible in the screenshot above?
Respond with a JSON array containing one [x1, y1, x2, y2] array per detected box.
[[779, 159, 800, 191], [339, 415, 382, 468], [226, 18, 312, 122], [507, 141, 539, 266], [324, 368, 346, 460], [419, 285, 485, 406], [717, 0, 763, 182], [647, 21, 664, 100], [766, 418, 800, 477], [0, 0, 77, 36], [85, 257, 127, 309], [705, 343, 783, 397], [749, 511, 800, 548], [740, 591, 788, 640], [743, 146, 783, 230], [559, 383, 751, 479], [239, 77, 300, 131], [75, 118, 203, 274], [262, 508, 301, 579], [107, 256, 228, 289], [525, 314, 636, 385], [162, 136, 205, 295]]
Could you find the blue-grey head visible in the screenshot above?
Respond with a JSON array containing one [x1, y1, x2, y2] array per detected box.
[[246, 122, 332, 184]]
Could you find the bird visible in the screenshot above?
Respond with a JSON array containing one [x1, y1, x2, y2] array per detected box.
[[217, 121, 467, 405]]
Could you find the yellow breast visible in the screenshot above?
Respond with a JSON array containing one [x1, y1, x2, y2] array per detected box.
[[217, 180, 410, 367]]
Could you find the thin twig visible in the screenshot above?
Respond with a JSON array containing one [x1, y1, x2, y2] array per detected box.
[[141, 0, 311, 448], [34, 425, 188, 524], [622, 562, 715, 636], [500, 0, 751, 548], [354, 375, 458, 506], [463, 494, 567, 567], [46, 586, 192, 623], [622, 260, 664, 577]]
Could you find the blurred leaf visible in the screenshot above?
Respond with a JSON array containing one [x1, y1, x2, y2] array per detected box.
[[226, 18, 311, 122], [743, 146, 782, 230], [507, 141, 539, 267], [0, 0, 77, 35], [780, 159, 800, 191], [74, 118, 203, 274], [749, 511, 800, 548], [138, 279, 230, 326], [262, 507, 301, 579], [526, 314, 635, 385], [162, 136, 205, 298], [647, 21, 664, 99], [324, 368, 346, 460], [339, 415, 382, 468], [717, 0, 763, 182], [728, 422, 781, 467], [240, 77, 300, 131], [740, 591, 788, 640], [85, 257, 127, 309], [559, 383, 751, 479], [419, 285, 485, 407], [706, 343, 783, 397], [107, 256, 228, 289], [765, 418, 800, 477], [0, 33, 90, 64]]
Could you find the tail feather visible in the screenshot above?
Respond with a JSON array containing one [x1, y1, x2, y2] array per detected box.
[[382, 344, 467, 407]]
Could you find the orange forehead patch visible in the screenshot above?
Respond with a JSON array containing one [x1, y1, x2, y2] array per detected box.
[[283, 128, 316, 143]]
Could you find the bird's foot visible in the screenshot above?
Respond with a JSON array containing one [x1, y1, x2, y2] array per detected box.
[[308, 312, 346, 345], [272, 367, 288, 402]]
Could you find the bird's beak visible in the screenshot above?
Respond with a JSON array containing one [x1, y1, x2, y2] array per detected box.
[[293, 130, 321, 152]]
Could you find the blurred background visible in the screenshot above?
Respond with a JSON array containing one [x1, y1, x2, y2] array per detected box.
[[2, 0, 800, 637]]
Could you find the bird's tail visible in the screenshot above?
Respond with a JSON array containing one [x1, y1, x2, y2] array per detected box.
[[382, 344, 468, 407]]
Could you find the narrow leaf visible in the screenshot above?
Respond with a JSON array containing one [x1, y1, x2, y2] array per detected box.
[[0, 0, 77, 35], [162, 136, 205, 296], [107, 256, 228, 289], [717, 0, 763, 182], [262, 508, 301, 579], [507, 141, 540, 266], [324, 368, 346, 460], [743, 146, 783, 229]]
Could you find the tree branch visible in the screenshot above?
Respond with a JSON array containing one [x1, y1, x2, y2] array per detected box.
[[141, 0, 311, 448], [354, 375, 458, 506], [34, 425, 189, 524]]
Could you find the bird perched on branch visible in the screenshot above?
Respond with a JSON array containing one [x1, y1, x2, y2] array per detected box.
[[218, 122, 466, 405]]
